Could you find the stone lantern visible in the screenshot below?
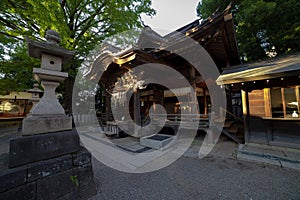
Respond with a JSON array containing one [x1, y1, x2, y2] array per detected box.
[[2, 31, 96, 199], [22, 30, 75, 135], [27, 83, 43, 109]]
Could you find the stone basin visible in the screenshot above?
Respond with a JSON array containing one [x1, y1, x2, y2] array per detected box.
[[140, 134, 176, 150]]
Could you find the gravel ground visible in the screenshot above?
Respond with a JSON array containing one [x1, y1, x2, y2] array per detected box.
[[90, 155, 300, 200]]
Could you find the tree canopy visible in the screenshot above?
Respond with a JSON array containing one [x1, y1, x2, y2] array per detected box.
[[0, 0, 155, 95], [197, 0, 300, 62]]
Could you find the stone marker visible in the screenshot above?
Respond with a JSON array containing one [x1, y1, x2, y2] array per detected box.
[[22, 30, 75, 135]]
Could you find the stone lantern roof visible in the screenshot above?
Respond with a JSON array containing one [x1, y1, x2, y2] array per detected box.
[[26, 30, 76, 64]]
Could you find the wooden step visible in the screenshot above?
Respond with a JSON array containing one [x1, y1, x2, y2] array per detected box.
[[213, 117, 226, 123]]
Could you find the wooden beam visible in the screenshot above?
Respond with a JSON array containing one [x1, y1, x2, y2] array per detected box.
[[264, 88, 272, 117]]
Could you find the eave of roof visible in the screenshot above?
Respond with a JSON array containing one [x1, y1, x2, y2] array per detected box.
[[216, 53, 300, 85]]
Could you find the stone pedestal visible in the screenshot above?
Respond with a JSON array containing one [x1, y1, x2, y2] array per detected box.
[[22, 115, 72, 135], [0, 130, 96, 200], [22, 77, 71, 135]]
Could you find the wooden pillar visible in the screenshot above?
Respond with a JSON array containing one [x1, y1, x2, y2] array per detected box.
[[153, 87, 164, 107], [158, 91, 164, 106], [152, 87, 164, 121], [264, 88, 272, 117], [134, 89, 141, 126], [226, 90, 233, 117], [204, 89, 207, 115], [242, 90, 250, 143], [105, 91, 112, 121], [189, 66, 198, 114], [281, 88, 287, 118], [264, 88, 272, 144], [296, 86, 300, 114]]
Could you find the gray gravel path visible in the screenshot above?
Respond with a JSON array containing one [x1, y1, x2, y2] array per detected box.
[[90, 155, 300, 200]]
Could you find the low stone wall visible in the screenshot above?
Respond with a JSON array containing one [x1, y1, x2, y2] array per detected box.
[[0, 146, 95, 200], [0, 129, 96, 200]]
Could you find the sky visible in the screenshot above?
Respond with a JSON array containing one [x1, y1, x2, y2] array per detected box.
[[141, 0, 200, 35]]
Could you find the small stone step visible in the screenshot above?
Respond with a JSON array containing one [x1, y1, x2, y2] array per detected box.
[[105, 131, 117, 136]]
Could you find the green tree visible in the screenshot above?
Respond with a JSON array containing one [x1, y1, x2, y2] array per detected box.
[[197, 0, 300, 62], [0, 45, 39, 95], [0, 0, 155, 109]]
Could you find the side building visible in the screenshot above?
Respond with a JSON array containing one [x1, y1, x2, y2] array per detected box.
[[0, 92, 32, 118], [217, 53, 300, 149]]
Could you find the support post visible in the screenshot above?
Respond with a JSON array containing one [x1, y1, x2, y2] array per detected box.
[[105, 91, 112, 121], [204, 89, 208, 115], [134, 89, 141, 126], [281, 88, 287, 118], [242, 90, 250, 144], [296, 86, 300, 114], [264, 88, 272, 117]]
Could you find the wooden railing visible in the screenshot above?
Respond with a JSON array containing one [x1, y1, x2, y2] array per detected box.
[[103, 113, 214, 136], [150, 113, 212, 128], [220, 107, 243, 122], [72, 113, 99, 126], [150, 113, 209, 120]]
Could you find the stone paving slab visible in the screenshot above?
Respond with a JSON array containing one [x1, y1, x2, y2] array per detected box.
[[284, 151, 300, 160], [239, 145, 286, 157], [280, 161, 300, 171], [237, 151, 282, 167], [237, 144, 300, 170]]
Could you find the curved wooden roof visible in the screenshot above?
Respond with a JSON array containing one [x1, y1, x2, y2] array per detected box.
[[85, 6, 240, 87]]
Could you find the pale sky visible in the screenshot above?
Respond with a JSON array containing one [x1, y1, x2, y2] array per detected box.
[[141, 0, 200, 35]]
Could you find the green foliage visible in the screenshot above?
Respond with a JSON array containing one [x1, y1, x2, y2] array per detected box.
[[0, 43, 39, 95], [197, 0, 233, 19], [0, 0, 155, 94], [70, 175, 79, 187], [197, 0, 300, 62], [236, 0, 276, 61]]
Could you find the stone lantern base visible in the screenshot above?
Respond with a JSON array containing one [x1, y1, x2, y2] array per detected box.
[[0, 129, 96, 200], [22, 115, 72, 135]]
